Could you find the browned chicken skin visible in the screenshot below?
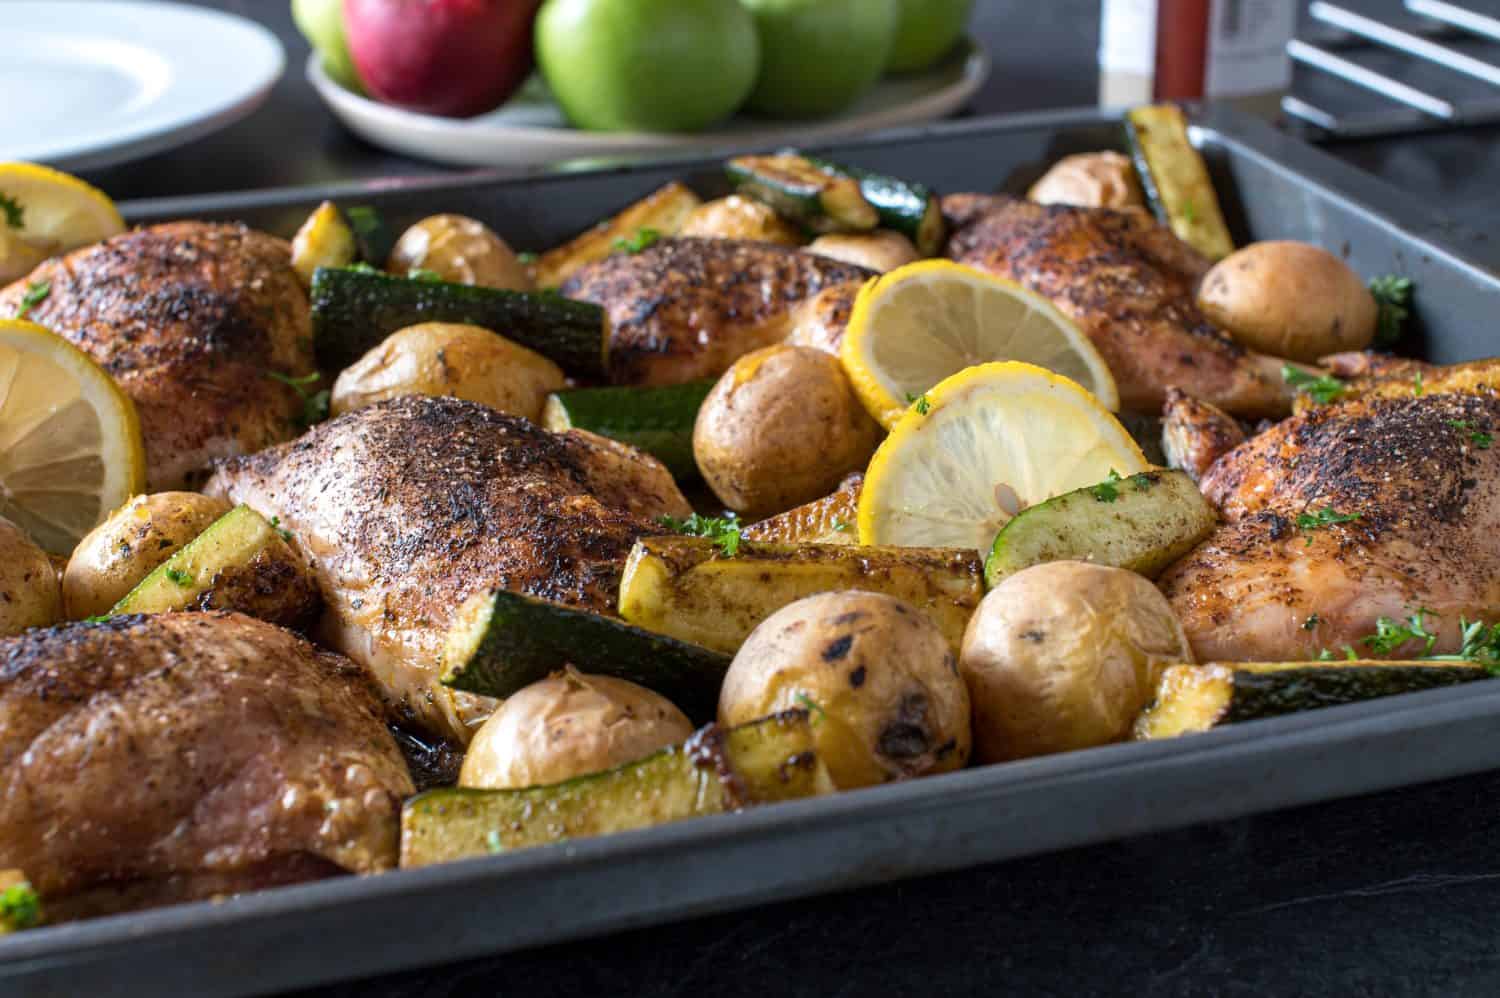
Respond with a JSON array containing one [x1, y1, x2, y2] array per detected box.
[[205, 395, 692, 744], [1295, 353, 1500, 414], [0, 222, 316, 489], [562, 237, 871, 385], [942, 194, 1294, 418], [0, 612, 412, 918], [1161, 387, 1247, 483], [1160, 390, 1500, 662]]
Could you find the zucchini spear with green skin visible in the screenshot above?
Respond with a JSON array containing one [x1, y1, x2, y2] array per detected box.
[[541, 380, 715, 481], [1123, 104, 1235, 260], [1134, 660, 1492, 739], [440, 589, 731, 722], [401, 709, 831, 866], [309, 266, 608, 377]]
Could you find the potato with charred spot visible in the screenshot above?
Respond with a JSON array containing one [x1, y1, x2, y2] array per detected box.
[[460, 669, 694, 789], [806, 231, 919, 273], [960, 561, 1193, 763], [0, 517, 61, 636], [1027, 152, 1145, 210], [694, 345, 881, 519], [680, 196, 804, 245], [388, 214, 533, 291], [63, 492, 232, 619], [719, 590, 971, 790]]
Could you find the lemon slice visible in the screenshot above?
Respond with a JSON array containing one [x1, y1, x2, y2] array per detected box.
[[0, 163, 125, 284], [858, 361, 1148, 553], [840, 260, 1119, 429], [0, 319, 145, 554]]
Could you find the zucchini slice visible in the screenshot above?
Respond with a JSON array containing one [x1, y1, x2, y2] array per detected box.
[[541, 380, 714, 481], [1123, 104, 1234, 260], [984, 469, 1216, 588], [440, 589, 731, 721], [726, 155, 880, 234], [531, 181, 703, 290], [1134, 660, 1492, 740], [110, 505, 319, 628], [803, 155, 946, 256], [400, 709, 831, 866], [309, 266, 608, 377], [342, 204, 397, 267], [742, 474, 862, 546], [618, 537, 983, 655]]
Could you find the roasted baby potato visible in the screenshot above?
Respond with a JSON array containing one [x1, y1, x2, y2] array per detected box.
[[63, 492, 232, 619], [806, 231, 919, 272], [460, 668, 694, 790], [694, 345, 881, 519], [680, 196, 803, 245], [1027, 151, 1145, 210], [960, 561, 1193, 763], [1197, 241, 1378, 362], [388, 214, 533, 291], [719, 590, 971, 790], [331, 322, 566, 420], [0, 517, 61, 636]]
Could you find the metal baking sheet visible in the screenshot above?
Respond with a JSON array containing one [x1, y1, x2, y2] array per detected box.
[[5, 105, 1498, 998]]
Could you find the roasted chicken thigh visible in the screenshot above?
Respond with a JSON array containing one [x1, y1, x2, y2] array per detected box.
[[206, 395, 692, 744], [0, 222, 317, 489], [0, 612, 412, 919]]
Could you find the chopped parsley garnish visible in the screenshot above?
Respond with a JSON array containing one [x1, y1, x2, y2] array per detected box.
[[517, 251, 539, 264], [794, 693, 826, 723], [0, 881, 41, 931], [657, 512, 742, 557], [266, 370, 330, 428], [407, 268, 443, 283], [1447, 419, 1492, 449], [344, 261, 382, 274], [1429, 618, 1500, 672], [164, 568, 194, 588], [1369, 275, 1413, 347], [485, 830, 505, 854], [83, 614, 110, 624], [15, 279, 49, 319], [0, 192, 22, 229], [613, 227, 660, 254], [1282, 365, 1346, 405], [1303, 613, 1321, 631], [1179, 199, 1197, 224], [832, 519, 851, 532], [1361, 609, 1438, 656], [1091, 469, 1124, 503], [905, 392, 931, 415], [1413, 371, 1424, 397], [344, 205, 385, 250], [1294, 507, 1360, 544], [270, 515, 293, 543]]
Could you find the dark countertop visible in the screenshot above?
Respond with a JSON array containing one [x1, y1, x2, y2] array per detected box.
[[79, 2, 1500, 995]]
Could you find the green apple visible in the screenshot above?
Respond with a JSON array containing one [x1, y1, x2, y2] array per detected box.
[[292, 0, 362, 92], [536, 0, 760, 133], [888, 0, 974, 73], [739, 0, 898, 119]]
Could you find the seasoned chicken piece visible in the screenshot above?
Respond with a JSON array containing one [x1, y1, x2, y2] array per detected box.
[[0, 612, 412, 920], [205, 396, 692, 744], [942, 194, 1293, 418], [0, 222, 316, 490], [1161, 387, 1247, 483], [1294, 353, 1500, 413], [1160, 391, 1500, 662], [562, 237, 871, 385]]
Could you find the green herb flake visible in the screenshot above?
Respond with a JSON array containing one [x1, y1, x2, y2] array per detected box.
[[905, 391, 932, 415], [344, 261, 383, 274], [1414, 371, 1424, 397], [1091, 469, 1124, 503], [267, 370, 329, 428], [832, 519, 851, 533], [15, 279, 49, 319], [1447, 419, 1492, 449], [83, 614, 111, 624], [1303, 613, 1320, 631], [485, 830, 505, 855], [1423, 617, 1500, 672], [1317, 648, 1334, 662], [407, 268, 443, 283], [794, 693, 826, 723], [613, 227, 660, 255], [1369, 275, 1413, 347], [270, 515, 294, 543], [657, 512, 742, 558], [517, 251, 539, 264], [1360, 609, 1438, 657], [1180, 199, 1197, 224], [1294, 507, 1361, 544], [0, 192, 22, 230], [0, 881, 41, 932], [1282, 365, 1346, 405], [1344, 646, 1359, 661], [164, 568, 194, 588]]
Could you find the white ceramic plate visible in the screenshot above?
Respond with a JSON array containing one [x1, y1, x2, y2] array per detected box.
[[310, 38, 990, 169], [0, 1, 284, 171]]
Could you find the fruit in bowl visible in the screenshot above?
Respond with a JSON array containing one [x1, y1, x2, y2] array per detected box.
[[535, 0, 760, 132], [343, 0, 543, 117], [292, 0, 362, 92], [887, 0, 974, 74], [739, 0, 898, 119]]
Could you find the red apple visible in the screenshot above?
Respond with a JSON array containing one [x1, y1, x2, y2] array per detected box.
[[343, 0, 541, 117]]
